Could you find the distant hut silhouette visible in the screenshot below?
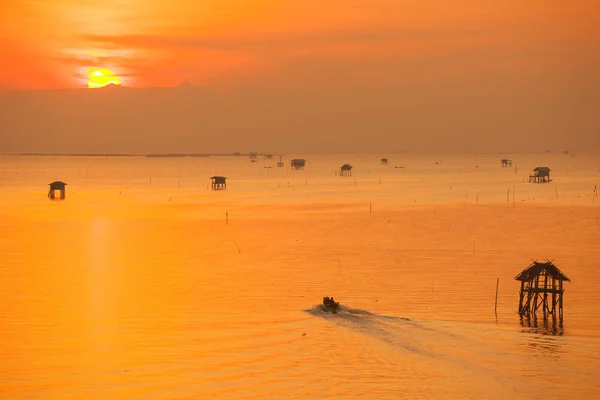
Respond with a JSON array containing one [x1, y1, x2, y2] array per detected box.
[[500, 159, 512, 167], [48, 181, 67, 200], [210, 176, 227, 190], [277, 156, 284, 168], [340, 164, 353, 176], [515, 260, 570, 319], [381, 158, 389, 165], [529, 167, 551, 183], [290, 159, 306, 170], [264, 154, 273, 160], [249, 152, 258, 160]]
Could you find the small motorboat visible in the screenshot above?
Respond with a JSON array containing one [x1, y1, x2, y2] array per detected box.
[[322, 297, 340, 314]]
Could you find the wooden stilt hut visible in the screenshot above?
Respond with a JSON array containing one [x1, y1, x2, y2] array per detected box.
[[515, 260, 570, 318], [529, 167, 551, 183], [210, 176, 227, 190], [340, 164, 353, 176], [290, 159, 306, 170], [48, 181, 67, 200]]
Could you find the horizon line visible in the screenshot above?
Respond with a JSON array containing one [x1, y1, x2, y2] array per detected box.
[[1, 151, 576, 158]]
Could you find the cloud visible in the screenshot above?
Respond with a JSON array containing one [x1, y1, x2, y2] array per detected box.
[[76, 26, 491, 52]]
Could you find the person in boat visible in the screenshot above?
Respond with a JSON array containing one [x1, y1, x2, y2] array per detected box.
[[323, 297, 338, 309]]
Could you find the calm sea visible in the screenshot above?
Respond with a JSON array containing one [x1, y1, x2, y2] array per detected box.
[[1, 153, 599, 399]]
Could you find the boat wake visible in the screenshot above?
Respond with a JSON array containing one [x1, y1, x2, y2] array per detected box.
[[303, 304, 441, 356]]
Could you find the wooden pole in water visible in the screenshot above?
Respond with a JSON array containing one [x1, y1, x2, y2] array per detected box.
[[226, 212, 228, 225], [507, 189, 510, 203], [513, 184, 515, 204], [369, 202, 372, 213], [495, 278, 500, 317]]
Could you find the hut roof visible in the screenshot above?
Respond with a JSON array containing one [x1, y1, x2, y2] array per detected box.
[[49, 181, 67, 187], [514, 261, 570, 282], [210, 176, 227, 180], [381, 158, 388, 161], [500, 158, 509, 162], [533, 166, 551, 172], [291, 158, 306, 164], [341, 164, 353, 170]]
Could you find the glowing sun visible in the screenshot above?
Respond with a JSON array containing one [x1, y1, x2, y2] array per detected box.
[[88, 68, 121, 88]]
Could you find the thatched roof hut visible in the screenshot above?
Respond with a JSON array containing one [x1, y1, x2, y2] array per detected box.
[[48, 181, 67, 200], [340, 164, 353, 176], [515, 260, 570, 318], [290, 159, 306, 170], [529, 166, 551, 183], [210, 176, 227, 190]]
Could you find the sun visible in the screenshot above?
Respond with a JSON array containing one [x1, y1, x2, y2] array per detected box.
[[88, 68, 121, 88]]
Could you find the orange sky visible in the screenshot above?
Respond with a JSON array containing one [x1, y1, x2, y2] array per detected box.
[[1, 0, 598, 90]]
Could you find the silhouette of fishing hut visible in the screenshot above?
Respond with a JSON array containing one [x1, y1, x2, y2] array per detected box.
[[515, 260, 570, 318], [501, 159, 513, 167], [249, 152, 258, 160], [264, 154, 273, 160], [529, 167, 551, 183], [381, 158, 389, 165], [210, 176, 227, 190], [277, 156, 284, 168], [290, 159, 306, 170], [340, 164, 353, 176], [48, 181, 67, 200]]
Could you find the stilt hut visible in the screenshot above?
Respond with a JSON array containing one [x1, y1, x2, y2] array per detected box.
[[381, 158, 389, 165], [249, 152, 258, 160], [340, 164, 353, 176], [529, 167, 551, 183], [290, 159, 306, 170], [210, 176, 227, 190], [277, 156, 284, 168], [264, 154, 273, 160], [500, 159, 513, 167], [515, 260, 570, 318], [48, 181, 67, 200]]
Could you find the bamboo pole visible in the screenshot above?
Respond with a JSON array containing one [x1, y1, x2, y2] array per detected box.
[[495, 278, 499, 317]]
